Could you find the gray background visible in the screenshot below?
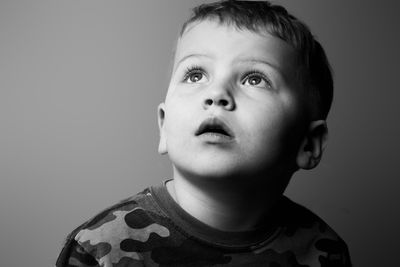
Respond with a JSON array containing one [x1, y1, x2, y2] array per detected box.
[[1, 0, 399, 266]]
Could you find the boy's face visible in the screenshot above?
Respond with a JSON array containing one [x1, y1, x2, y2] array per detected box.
[[158, 20, 306, 184]]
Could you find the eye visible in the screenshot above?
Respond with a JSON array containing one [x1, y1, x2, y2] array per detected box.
[[242, 71, 272, 88], [183, 66, 207, 84]]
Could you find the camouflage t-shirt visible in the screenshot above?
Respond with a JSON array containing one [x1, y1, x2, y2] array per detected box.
[[56, 182, 351, 267]]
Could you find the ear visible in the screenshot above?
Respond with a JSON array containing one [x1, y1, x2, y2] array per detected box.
[[157, 103, 168, 155], [296, 120, 328, 170]]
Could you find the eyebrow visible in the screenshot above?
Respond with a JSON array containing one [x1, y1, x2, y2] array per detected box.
[[234, 57, 283, 74], [234, 57, 288, 81], [174, 54, 286, 80], [174, 53, 214, 72]]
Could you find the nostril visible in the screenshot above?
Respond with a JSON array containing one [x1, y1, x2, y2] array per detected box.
[[203, 97, 234, 110], [219, 99, 229, 106], [205, 99, 213, 106]]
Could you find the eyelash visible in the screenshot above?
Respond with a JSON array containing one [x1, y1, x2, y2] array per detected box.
[[182, 66, 272, 88], [242, 70, 272, 88], [182, 65, 206, 82]]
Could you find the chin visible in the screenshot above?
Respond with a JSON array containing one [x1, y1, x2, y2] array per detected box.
[[172, 158, 239, 180]]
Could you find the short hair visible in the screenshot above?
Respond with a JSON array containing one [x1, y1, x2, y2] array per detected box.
[[180, 0, 333, 120]]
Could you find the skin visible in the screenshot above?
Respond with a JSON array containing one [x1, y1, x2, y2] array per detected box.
[[157, 20, 327, 231]]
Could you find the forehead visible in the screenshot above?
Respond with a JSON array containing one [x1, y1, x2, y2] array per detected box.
[[174, 20, 297, 76]]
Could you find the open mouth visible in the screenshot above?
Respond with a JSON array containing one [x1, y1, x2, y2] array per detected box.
[[195, 117, 234, 138]]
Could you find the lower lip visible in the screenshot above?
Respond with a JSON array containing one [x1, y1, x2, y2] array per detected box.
[[197, 132, 234, 144]]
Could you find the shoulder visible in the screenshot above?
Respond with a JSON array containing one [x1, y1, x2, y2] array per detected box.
[[58, 188, 171, 266], [278, 196, 342, 238], [279, 197, 346, 241], [272, 196, 351, 266]]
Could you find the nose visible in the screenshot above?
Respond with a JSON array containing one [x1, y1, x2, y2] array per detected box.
[[202, 85, 235, 111]]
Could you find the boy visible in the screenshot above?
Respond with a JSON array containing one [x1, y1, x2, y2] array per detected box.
[[56, 1, 351, 266]]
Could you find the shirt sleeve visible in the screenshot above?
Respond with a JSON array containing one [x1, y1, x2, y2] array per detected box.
[[56, 239, 100, 267]]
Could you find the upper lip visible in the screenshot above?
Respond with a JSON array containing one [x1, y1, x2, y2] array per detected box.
[[195, 117, 234, 137]]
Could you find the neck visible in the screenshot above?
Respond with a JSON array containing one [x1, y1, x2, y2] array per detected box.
[[167, 170, 287, 232]]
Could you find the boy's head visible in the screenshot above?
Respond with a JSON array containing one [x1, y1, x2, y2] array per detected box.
[[157, 0, 332, 190], [180, 0, 333, 121]]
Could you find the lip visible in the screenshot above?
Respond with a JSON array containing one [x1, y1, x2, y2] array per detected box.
[[195, 117, 235, 143]]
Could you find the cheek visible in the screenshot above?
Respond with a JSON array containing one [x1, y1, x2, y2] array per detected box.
[[164, 103, 194, 140], [241, 104, 298, 157]]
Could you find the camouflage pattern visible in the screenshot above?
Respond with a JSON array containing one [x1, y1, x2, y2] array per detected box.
[[56, 185, 351, 267]]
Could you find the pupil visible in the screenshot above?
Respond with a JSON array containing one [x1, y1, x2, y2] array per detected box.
[[250, 76, 261, 85], [191, 73, 202, 82]]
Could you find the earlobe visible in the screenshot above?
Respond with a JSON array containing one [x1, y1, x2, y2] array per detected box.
[[157, 103, 168, 155], [296, 120, 328, 170]]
